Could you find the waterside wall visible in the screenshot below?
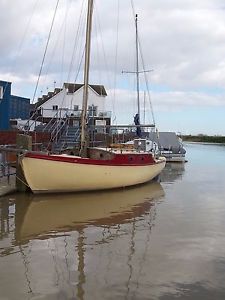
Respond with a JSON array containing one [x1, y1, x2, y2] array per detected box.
[[0, 131, 50, 146]]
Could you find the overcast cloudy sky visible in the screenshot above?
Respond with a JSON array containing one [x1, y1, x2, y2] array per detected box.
[[1, 0, 225, 135]]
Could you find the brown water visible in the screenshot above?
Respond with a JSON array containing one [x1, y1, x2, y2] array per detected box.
[[0, 143, 225, 300]]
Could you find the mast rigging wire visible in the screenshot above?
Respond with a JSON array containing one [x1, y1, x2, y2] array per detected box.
[[56, 0, 86, 113], [130, 0, 156, 125], [40, 0, 72, 92], [138, 41, 156, 125], [60, 0, 69, 88], [59, 0, 86, 110], [67, 0, 86, 84], [45, 0, 86, 150], [94, 3, 111, 112], [31, 0, 60, 104]]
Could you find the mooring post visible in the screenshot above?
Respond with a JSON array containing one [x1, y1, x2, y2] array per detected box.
[[16, 134, 32, 192]]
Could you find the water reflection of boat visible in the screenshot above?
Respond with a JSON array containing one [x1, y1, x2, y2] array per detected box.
[[160, 162, 185, 183], [15, 182, 164, 243]]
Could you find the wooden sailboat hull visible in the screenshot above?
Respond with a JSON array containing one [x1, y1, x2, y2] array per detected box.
[[20, 152, 166, 193]]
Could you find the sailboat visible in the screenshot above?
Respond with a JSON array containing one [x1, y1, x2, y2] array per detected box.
[[20, 0, 166, 194]]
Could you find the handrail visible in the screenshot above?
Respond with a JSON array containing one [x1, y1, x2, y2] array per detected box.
[[38, 107, 111, 119], [42, 110, 60, 132], [50, 111, 69, 143], [23, 115, 45, 132], [59, 125, 80, 151]]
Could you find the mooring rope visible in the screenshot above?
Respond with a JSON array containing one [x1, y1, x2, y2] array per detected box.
[[16, 175, 30, 188]]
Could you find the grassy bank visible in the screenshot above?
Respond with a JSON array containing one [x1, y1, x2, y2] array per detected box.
[[181, 135, 225, 144]]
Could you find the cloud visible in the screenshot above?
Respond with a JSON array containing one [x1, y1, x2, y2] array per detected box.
[[1, 0, 225, 89], [105, 87, 225, 129], [1, 0, 225, 134]]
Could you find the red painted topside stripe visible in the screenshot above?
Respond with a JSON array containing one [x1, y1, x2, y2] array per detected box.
[[24, 152, 161, 166]]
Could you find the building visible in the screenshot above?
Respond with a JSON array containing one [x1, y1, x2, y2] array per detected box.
[[0, 80, 30, 130], [31, 82, 111, 130], [33, 82, 108, 116]]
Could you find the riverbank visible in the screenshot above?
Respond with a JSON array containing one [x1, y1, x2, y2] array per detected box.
[[181, 135, 225, 144]]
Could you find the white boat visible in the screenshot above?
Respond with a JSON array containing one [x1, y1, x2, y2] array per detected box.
[[160, 151, 186, 163], [20, 1, 166, 194], [147, 132, 187, 163]]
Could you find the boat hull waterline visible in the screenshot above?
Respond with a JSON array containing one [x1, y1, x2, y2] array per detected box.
[[21, 153, 166, 193]]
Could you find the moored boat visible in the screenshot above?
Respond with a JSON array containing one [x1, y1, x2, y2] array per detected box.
[[20, 145, 165, 193], [20, 0, 166, 193]]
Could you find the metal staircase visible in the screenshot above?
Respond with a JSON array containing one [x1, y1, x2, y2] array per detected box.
[[53, 125, 80, 153], [31, 108, 108, 153], [52, 115, 97, 153]]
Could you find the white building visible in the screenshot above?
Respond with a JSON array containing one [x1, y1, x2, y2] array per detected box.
[[33, 82, 110, 120]]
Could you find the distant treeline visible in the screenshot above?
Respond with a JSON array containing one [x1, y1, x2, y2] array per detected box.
[[180, 135, 225, 144]]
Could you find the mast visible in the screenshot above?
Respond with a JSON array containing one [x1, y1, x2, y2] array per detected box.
[[135, 14, 140, 123], [80, 0, 94, 157], [122, 13, 142, 136]]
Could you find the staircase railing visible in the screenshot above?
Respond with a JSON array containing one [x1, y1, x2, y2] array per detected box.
[[24, 115, 45, 133], [59, 126, 80, 151], [42, 110, 62, 132], [50, 111, 69, 144]]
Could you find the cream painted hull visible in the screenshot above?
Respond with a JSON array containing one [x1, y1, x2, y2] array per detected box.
[[21, 156, 166, 193]]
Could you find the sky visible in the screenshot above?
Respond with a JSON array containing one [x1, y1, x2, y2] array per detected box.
[[1, 0, 225, 135]]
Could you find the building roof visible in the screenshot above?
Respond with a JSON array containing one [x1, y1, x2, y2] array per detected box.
[[11, 95, 30, 101], [34, 88, 63, 108], [0, 80, 12, 85], [63, 83, 107, 96]]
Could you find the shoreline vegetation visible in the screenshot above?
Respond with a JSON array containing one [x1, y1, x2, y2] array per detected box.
[[180, 135, 225, 144]]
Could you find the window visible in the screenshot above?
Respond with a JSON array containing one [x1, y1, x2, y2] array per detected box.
[[0, 86, 3, 99], [88, 105, 97, 117], [74, 105, 79, 111], [37, 108, 42, 116], [52, 105, 58, 110]]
